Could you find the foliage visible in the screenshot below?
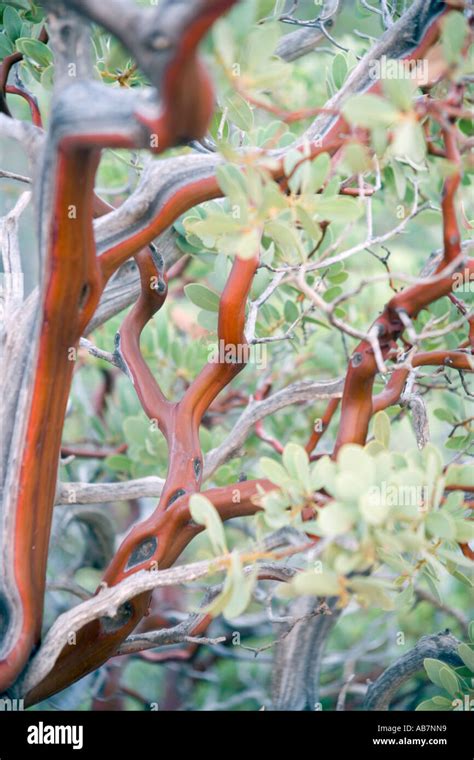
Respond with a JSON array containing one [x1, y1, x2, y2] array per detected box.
[[417, 623, 474, 711]]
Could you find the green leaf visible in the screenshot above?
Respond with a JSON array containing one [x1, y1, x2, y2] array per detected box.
[[457, 643, 474, 673], [348, 576, 395, 610], [259, 457, 290, 487], [332, 53, 347, 89], [192, 214, 241, 237], [391, 119, 426, 164], [322, 176, 340, 197], [203, 576, 234, 617], [189, 493, 228, 555], [184, 283, 220, 312], [382, 77, 414, 112], [197, 309, 216, 332], [422, 570, 443, 602], [469, 621, 474, 644], [422, 443, 443, 479], [311, 455, 336, 491], [284, 299, 299, 323], [342, 94, 398, 128], [454, 519, 474, 543], [416, 698, 451, 711], [104, 454, 132, 473], [445, 464, 474, 489], [441, 11, 468, 65], [365, 440, 385, 456], [333, 471, 362, 502], [216, 164, 247, 204], [3, 6, 22, 41], [373, 411, 391, 448], [327, 268, 348, 285], [337, 444, 376, 489], [295, 205, 322, 244], [246, 21, 280, 71], [394, 583, 415, 611], [40, 63, 53, 89], [261, 180, 288, 215], [123, 416, 149, 447], [432, 695, 456, 708], [249, 266, 271, 299], [225, 92, 254, 132], [282, 442, 310, 491], [378, 549, 411, 574], [2, 0, 30, 8], [15, 37, 53, 67], [426, 511, 456, 540], [313, 196, 362, 223], [322, 285, 342, 303], [391, 160, 407, 200], [424, 658, 450, 689], [438, 547, 474, 569], [292, 569, 341, 597], [308, 152, 331, 194], [439, 666, 460, 697], [212, 19, 235, 68], [265, 219, 303, 259], [231, 227, 261, 260], [0, 33, 14, 57], [342, 143, 371, 174], [283, 148, 304, 178], [316, 502, 354, 537], [222, 552, 257, 620], [359, 493, 390, 526]]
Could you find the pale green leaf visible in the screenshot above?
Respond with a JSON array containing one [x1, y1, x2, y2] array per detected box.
[[441, 11, 468, 65], [342, 94, 398, 128], [189, 493, 228, 555], [259, 457, 291, 487], [457, 643, 474, 673], [15, 37, 53, 67], [373, 411, 391, 448], [282, 442, 310, 491], [292, 569, 341, 597], [424, 658, 448, 689], [439, 666, 460, 697], [184, 283, 220, 312], [316, 502, 354, 537], [426, 511, 456, 540], [225, 92, 254, 132]]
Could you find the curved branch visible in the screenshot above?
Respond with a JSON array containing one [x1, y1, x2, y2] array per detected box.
[[335, 106, 469, 451], [364, 631, 462, 711], [0, 0, 239, 694]]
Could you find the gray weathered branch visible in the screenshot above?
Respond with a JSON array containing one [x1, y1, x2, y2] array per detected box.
[[85, 228, 182, 334], [204, 377, 344, 478], [20, 553, 232, 695], [54, 376, 343, 505], [54, 475, 165, 506], [271, 595, 341, 710], [275, 0, 342, 62], [364, 631, 462, 710]]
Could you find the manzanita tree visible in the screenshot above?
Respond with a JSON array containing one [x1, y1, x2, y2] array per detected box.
[[0, 0, 472, 711]]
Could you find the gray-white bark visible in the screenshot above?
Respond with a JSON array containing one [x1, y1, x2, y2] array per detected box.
[[364, 631, 462, 710], [271, 595, 342, 710]]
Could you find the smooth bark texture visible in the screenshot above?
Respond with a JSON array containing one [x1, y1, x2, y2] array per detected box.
[[0, 0, 471, 706]]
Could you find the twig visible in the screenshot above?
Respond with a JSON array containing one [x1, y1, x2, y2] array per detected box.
[[0, 169, 31, 184]]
